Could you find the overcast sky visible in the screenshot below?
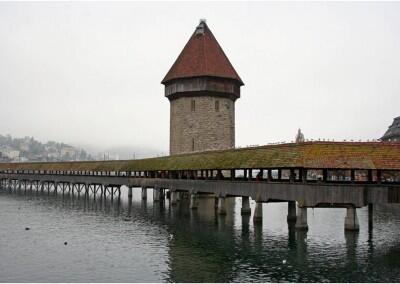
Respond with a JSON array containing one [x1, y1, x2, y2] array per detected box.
[[0, 1, 399, 155]]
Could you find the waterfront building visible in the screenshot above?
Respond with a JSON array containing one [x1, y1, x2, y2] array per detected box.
[[381, 116, 400, 142], [162, 20, 244, 155]]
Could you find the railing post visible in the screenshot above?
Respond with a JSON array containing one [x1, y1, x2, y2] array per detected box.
[[267, 169, 273, 182], [377, 170, 382, 184], [323, 169, 328, 182], [351, 169, 355, 183], [368, 169, 373, 183], [289, 169, 295, 183]]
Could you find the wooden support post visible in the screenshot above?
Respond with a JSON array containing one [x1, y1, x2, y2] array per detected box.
[[368, 170, 373, 183], [351, 169, 355, 183], [141, 187, 147, 200], [295, 206, 308, 230], [287, 201, 297, 222], [289, 169, 295, 182], [344, 207, 359, 231], [278, 169, 282, 181], [217, 170, 222, 180], [171, 191, 178, 205], [368, 203, 373, 230], [189, 193, 198, 209], [159, 188, 165, 200], [377, 170, 382, 184], [259, 169, 264, 180], [128, 187, 132, 198], [153, 188, 160, 202], [217, 197, 226, 215], [241, 196, 251, 215], [323, 169, 328, 182], [253, 202, 263, 223], [267, 169, 273, 182], [302, 169, 307, 183]]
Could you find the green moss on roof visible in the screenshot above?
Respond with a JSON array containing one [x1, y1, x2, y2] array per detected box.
[[0, 142, 399, 171]]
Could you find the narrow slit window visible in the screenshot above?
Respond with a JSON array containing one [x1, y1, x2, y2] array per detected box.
[[191, 100, 196, 112], [192, 138, 195, 151], [215, 100, 220, 112]]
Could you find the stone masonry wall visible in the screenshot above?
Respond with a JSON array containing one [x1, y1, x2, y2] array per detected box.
[[170, 95, 235, 155]]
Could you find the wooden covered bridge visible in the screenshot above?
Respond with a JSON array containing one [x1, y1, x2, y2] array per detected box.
[[1, 141, 400, 231]]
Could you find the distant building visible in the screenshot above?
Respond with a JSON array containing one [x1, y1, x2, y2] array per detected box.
[[295, 129, 305, 143], [381, 116, 400, 142], [20, 142, 30, 152], [162, 20, 244, 155], [61, 146, 76, 159], [4, 150, 20, 160], [0, 151, 9, 162]]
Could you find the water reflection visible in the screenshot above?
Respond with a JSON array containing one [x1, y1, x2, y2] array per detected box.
[[0, 186, 400, 282]]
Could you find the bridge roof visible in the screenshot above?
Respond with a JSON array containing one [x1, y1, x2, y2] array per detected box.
[[161, 20, 244, 85], [0, 142, 400, 172]]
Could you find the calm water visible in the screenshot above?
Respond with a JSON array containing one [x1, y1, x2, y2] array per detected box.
[[0, 186, 400, 282]]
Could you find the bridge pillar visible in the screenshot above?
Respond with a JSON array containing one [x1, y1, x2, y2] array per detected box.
[[368, 203, 373, 230], [189, 193, 198, 209], [295, 206, 308, 230], [287, 201, 297, 222], [159, 188, 165, 201], [141, 187, 147, 200], [217, 197, 226, 215], [344, 207, 359, 231], [253, 202, 263, 223], [241, 196, 251, 215], [153, 188, 160, 202], [171, 191, 178, 206], [128, 187, 133, 198]]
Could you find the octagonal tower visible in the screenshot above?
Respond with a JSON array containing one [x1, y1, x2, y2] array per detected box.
[[162, 20, 244, 155]]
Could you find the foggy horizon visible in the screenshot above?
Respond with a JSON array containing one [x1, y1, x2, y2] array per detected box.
[[1, 2, 399, 155]]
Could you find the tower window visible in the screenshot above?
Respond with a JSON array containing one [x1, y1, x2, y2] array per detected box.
[[215, 100, 220, 112], [192, 138, 195, 151], [191, 100, 195, 112]]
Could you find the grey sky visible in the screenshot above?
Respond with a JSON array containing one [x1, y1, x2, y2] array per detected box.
[[0, 1, 399, 155]]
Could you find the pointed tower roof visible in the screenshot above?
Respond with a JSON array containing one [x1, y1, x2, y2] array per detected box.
[[162, 20, 244, 85]]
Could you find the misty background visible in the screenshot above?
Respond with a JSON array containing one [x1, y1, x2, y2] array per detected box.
[[0, 2, 399, 159]]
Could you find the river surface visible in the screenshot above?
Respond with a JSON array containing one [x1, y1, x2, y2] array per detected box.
[[0, 186, 400, 282]]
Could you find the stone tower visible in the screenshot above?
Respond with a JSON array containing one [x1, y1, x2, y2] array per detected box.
[[162, 20, 244, 155]]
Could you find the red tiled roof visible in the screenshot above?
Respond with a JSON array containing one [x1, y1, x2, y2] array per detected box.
[[161, 21, 244, 85], [1, 142, 400, 171]]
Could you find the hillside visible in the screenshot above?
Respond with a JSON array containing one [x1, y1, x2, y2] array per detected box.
[[0, 134, 92, 162]]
